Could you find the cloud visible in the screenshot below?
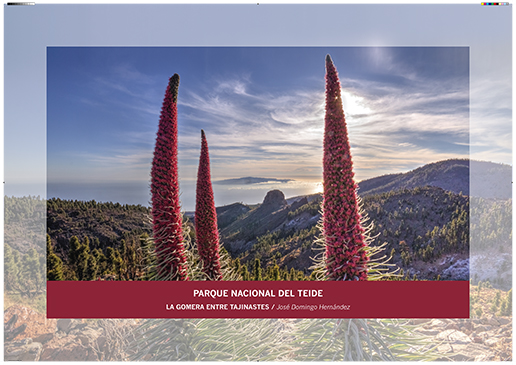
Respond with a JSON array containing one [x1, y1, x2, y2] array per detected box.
[[81, 149, 153, 170], [112, 64, 156, 85], [213, 177, 294, 185], [215, 78, 251, 96], [70, 59, 474, 186], [176, 77, 326, 181], [397, 142, 417, 148], [337, 70, 470, 173], [79, 64, 164, 123], [469, 77, 512, 164], [158, 68, 472, 184]]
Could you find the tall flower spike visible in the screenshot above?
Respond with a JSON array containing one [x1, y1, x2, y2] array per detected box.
[[323, 55, 368, 281], [151, 74, 188, 280], [195, 130, 223, 280]]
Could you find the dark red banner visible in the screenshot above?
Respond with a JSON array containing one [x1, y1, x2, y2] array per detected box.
[[47, 281, 469, 319]]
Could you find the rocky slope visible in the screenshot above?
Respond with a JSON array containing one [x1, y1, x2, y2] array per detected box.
[[5, 299, 511, 361], [219, 159, 511, 285], [46, 199, 151, 258], [222, 186, 470, 281], [220, 190, 291, 253]]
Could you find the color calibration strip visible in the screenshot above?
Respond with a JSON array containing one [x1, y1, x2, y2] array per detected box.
[[481, 2, 509, 5]]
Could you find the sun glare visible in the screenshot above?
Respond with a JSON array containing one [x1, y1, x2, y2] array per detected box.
[[314, 182, 323, 194], [340, 89, 372, 116]]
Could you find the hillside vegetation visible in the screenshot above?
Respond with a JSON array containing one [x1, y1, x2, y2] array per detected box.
[[224, 186, 469, 281], [4, 159, 509, 286]]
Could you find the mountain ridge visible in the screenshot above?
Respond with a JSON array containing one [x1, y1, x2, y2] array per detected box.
[[217, 159, 510, 284], [357, 159, 511, 199]]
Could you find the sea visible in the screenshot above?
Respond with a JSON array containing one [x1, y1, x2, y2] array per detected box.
[[45, 179, 322, 211]]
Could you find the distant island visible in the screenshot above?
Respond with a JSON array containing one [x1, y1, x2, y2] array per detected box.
[[213, 177, 294, 185]]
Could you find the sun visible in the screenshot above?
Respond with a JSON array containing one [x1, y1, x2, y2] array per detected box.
[[340, 89, 372, 116], [314, 182, 324, 194]]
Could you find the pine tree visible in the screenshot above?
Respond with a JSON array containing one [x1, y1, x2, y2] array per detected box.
[[106, 247, 117, 273], [68, 235, 81, 269], [22, 248, 43, 297], [234, 258, 241, 273], [151, 74, 188, 280], [253, 258, 263, 281], [323, 55, 368, 281], [139, 234, 154, 280], [499, 289, 512, 316], [114, 255, 124, 280], [271, 264, 280, 281], [125, 242, 137, 280], [75, 236, 91, 281], [92, 248, 108, 277], [46, 234, 64, 281], [5, 244, 19, 290], [290, 267, 297, 281], [241, 265, 250, 281], [86, 254, 98, 281], [281, 269, 289, 281], [195, 130, 223, 280]]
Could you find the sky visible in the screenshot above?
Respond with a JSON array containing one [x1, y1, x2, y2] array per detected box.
[[4, 4, 512, 210], [46, 47, 470, 209]]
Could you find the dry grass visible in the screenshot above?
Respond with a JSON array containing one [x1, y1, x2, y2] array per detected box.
[[470, 282, 511, 318], [4, 292, 46, 315], [470, 282, 512, 361]]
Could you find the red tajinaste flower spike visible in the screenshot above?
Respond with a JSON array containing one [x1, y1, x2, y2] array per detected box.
[[323, 55, 369, 281], [151, 74, 188, 281], [195, 130, 223, 280]]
